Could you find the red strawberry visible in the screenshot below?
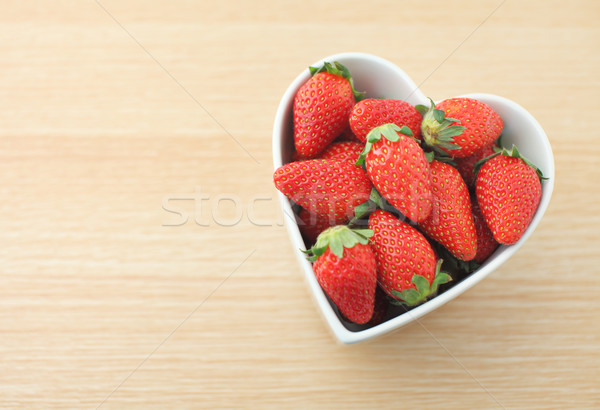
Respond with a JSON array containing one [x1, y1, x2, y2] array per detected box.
[[309, 226, 377, 324], [273, 159, 372, 224], [420, 97, 503, 158], [470, 195, 499, 263], [454, 142, 498, 187], [293, 62, 362, 158], [356, 123, 433, 222], [349, 98, 422, 143], [319, 141, 364, 164], [337, 284, 390, 326], [368, 210, 451, 306], [297, 207, 335, 246], [475, 145, 543, 245], [418, 160, 477, 261]]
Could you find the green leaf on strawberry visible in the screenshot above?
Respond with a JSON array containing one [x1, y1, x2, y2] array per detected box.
[[422, 97, 503, 158], [355, 123, 413, 166], [349, 188, 396, 226], [498, 145, 546, 180], [433, 109, 446, 124], [352, 200, 377, 222], [420, 98, 467, 151], [304, 225, 373, 262], [390, 260, 452, 307], [369, 188, 386, 210], [415, 104, 429, 116], [473, 143, 547, 181]]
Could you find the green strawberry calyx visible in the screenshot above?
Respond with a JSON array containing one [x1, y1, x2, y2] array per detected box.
[[390, 260, 452, 307], [309, 61, 365, 102], [473, 144, 547, 181], [418, 98, 466, 154], [355, 123, 414, 166], [303, 225, 374, 262], [350, 188, 388, 224]]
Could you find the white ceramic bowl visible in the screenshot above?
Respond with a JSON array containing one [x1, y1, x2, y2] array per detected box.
[[272, 52, 555, 344]]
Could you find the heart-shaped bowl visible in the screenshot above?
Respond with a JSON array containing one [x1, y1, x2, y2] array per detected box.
[[272, 52, 555, 344]]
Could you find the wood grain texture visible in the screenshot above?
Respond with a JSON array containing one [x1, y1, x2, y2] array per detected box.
[[1, 1, 599, 408]]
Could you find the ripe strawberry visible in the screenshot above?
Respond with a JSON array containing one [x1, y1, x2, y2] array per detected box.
[[420, 97, 503, 158], [273, 159, 372, 224], [293, 62, 363, 158], [297, 207, 335, 246], [470, 195, 499, 263], [319, 141, 364, 164], [368, 210, 451, 306], [475, 145, 543, 245], [308, 226, 377, 324], [418, 160, 477, 261], [454, 142, 498, 187], [349, 98, 422, 143], [356, 123, 433, 223]]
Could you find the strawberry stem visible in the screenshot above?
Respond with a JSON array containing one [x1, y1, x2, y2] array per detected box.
[[499, 145, 547, 180], [349, 188, 389, 227]]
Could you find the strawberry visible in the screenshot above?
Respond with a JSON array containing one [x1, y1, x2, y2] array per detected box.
[[349, 98, 422, 143], [297, 207, 335, 246], [356, 123, 433, 223], [293, 62, 363, 158], [319, 141, 364, 164], [475, 145, 543, 245], [454, 142, 498, 187], [419, 97, 503, 158], [273, 159, 372, 224], [470, 195, 499, 263], [337, 285, 389, 326], [418, 160, 477, 261], [368, 210, 451, 306], [308, 226, 377, 324]]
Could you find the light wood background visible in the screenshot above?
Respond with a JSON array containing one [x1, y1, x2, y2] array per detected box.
[[1, 1, 598, 408]]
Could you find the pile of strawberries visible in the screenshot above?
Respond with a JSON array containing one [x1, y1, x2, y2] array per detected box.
[[273, 61, 544, 325]]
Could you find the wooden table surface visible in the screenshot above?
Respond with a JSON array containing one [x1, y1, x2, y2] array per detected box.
[[1, 1, 599, 408]]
